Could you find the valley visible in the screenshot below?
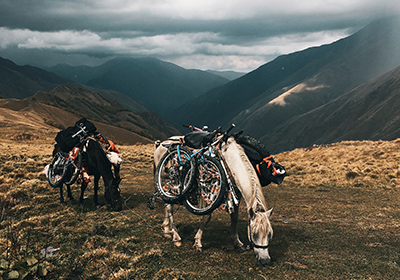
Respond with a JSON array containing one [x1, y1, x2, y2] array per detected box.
[[1, 124, 400, 279]]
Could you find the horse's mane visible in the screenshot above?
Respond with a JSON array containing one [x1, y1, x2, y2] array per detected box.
[[222, 137, 267, 212]]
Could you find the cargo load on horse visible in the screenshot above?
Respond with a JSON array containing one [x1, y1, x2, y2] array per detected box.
[[183, 129, 286, 187], [151, 124, 286, 266], [46, 117, 122, 211]]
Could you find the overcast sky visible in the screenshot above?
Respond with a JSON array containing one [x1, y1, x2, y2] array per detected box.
[[1, 1, 399, 72]]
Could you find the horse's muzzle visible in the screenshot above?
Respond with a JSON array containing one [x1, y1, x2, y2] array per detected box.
[[113, 200, 122, 211], [257, 257, 272, 266]]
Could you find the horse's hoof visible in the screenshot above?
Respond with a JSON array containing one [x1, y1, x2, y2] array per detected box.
[[193, 246, 202, 253], [174, 241, 182, 247], [163, 232, 172, 239]]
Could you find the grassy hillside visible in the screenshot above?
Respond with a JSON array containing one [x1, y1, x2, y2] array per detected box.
[[1, 131, 400, 279]]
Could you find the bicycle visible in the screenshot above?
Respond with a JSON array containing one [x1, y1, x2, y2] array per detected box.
[[47, 119, 106, 188], [153, 124, 239, 215]]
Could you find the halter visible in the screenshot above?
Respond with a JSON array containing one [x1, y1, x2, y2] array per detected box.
[[248, 224, 270, 249]]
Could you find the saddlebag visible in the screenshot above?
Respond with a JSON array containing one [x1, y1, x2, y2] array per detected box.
[[184, 131, 216, 149], [235, 135, 286, 186], [55, 118, 97, 152]]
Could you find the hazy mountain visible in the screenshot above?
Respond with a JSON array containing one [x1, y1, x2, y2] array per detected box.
[[29, 85, 180, 141], [0, 55, 181, 141], [263, 65, 400, 153], [206, 70, 246, 80], [49, 57, 229, 116], [169, 17, 400, 136], [0, 56, 71, 99]]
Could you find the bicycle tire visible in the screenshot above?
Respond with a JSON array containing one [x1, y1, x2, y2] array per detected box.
[[64, 149, 82, 186], [47, 152, 69, 188], [183, 155, 227, 215], [154, 146, 196, 204]]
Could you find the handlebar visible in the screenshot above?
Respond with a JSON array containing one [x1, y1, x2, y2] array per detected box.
[[225, 124, 235, 135], [182, 124, 206, 132], [183, 124, 235, 134]]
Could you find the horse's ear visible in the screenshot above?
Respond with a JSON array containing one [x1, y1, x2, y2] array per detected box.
[[267, 208, 273, 218]]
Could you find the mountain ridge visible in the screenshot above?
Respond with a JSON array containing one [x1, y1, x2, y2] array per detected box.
[[49, 57, 230, 116], [263, 65, 400, 152], [0, 56, 72, 99], [168, 17, 400, 139]]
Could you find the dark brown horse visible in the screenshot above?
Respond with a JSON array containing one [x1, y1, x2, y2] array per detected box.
[[52, 138, 122, 211]]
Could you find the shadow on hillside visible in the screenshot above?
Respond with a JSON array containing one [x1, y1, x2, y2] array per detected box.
[[270, 224, 309, 263]]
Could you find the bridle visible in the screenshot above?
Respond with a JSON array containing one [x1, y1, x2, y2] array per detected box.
[[248, 224, 270, 250]]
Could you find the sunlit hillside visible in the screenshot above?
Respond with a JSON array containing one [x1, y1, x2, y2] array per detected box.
[[1, 124, 400, 278]]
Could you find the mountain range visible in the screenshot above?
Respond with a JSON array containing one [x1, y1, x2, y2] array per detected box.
[[265, 64, 400, 152], [167, 17, 400, 151], [0, 56, 71, 99], [0, 84, 180, 144], [48, 57, 229, 116], [1, 17, 400, 152], [0, 56, 182, 143]]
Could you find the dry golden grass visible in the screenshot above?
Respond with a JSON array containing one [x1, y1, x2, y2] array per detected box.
[[1, 134, 400, 279]]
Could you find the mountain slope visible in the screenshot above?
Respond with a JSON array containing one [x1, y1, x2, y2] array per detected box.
[[0, 85, 180, 144], [170, 17, 400, 134], [0, 56, 72, 99], [32, 85, 180, 140], [263, 65, 400, 153], [49, 57, 229, 115]]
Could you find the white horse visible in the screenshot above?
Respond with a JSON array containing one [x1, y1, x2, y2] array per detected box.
[[153, 136, 274, 266]]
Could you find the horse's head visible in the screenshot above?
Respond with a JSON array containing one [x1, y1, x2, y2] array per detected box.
[[248, 207, 273, 266], [104, 178, 122, 211]]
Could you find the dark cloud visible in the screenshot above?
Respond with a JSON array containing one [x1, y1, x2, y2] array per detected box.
[[1, 0, 399, 71]]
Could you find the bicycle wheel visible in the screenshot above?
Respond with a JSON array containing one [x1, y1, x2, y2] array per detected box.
[[183, 155, 227, 215], [47, 152, 69, 188], [64, 149, 82, 186], [154, 146, 196, 203]]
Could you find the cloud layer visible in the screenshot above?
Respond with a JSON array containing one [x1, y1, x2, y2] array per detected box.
[[1, 0, 399, 71]]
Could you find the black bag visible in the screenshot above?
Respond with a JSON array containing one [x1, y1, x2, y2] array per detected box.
[[184, 131, 216, 149], [55, 118, 97, 152], [75, 118, 96, 134], [235, 135, 286, 186], [55, 126, 82, 152]]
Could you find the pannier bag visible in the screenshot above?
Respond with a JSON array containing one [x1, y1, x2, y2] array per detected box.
[[75, 118, 96, 134], [235, 134, 286, 186], [55, 118, 97, 152], [184, 131, 216, 149]]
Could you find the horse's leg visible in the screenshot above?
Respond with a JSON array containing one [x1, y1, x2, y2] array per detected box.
[[193, 214, 212, 252], [80, 181, 87, 206], [114, 164, 121, 183], [59, 185, 65, 204], [230, 205, 247, 251], [66, 184, 74, 201], [93, 175, 100, 206], [161, 204, 182, 247]]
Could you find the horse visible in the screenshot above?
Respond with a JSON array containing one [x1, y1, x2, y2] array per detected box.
[[52, 138, 122, 211], [153, 135, 277, 266]]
